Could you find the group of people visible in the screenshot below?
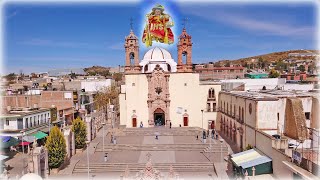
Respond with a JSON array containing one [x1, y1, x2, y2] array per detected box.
[[196, 129, 218, 140]]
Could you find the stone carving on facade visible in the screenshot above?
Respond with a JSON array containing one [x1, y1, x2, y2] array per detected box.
[[147, 65, 171, 126]]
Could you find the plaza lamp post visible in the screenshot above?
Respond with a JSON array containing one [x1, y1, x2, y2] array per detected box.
[[20, 130, 25, 154], [102, 122, 106, 160], [201, 109, 204, 143], [20, 130, 25, 175], [86, 140, 90, 179], [220, 139, 223, 176]]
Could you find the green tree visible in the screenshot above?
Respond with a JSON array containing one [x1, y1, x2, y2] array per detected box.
[[45, 126, 66, 169], [275, 60, 286, 71], [4, 73, 16, 82], [298, 65, 306, 72], [269, 69, 280, 78], [72, 117, 87, 149]]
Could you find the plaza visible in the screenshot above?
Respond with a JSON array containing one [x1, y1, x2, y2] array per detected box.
[[51, 126, 231, 179]]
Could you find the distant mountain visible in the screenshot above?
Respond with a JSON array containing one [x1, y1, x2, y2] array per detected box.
[[214, 49, 318, 65], [48, 68, 85, 76]]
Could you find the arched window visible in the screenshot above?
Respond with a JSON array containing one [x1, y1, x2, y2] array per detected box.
[[144, 65, 148, 72], [129, 52, 135, 66], [182, 51, 188, 64], [208, 89, 212, 98], [167, 64, 171, 72], [242, 108, 244, 121]]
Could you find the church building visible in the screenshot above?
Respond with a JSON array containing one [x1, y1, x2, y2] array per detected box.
[[119, 28, 221, 129]]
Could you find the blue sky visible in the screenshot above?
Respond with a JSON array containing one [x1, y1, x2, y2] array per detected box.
[[3, 0, 318, 74]]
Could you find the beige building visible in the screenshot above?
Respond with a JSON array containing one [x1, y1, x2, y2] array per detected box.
[[119, 28, 221, 129], [217, 89, 319, 178]]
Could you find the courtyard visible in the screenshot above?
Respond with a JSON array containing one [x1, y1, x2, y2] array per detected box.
[[52, 126, 232, 180]]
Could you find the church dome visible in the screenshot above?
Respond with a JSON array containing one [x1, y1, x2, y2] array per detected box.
[[140, 47, 177, 73], [143, 47, 172, 61]]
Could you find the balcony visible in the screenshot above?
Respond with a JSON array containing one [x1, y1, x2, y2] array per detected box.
[[206, 108, 217, 112]]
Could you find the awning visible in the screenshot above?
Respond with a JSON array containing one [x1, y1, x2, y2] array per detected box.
[[32, 131, 48, 140], [231, 149, 272, 169], [19, 141, 31, 146], [1, 136, 11, 143], [1, 137, 20, 149], [23, 136, 36, 143]]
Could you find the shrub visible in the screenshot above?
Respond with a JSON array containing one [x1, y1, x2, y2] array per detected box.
[[45, 126, 66, 169], [72, 117, 87, 149]]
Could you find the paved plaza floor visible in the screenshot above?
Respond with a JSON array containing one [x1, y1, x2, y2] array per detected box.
[[3, 126, 232, 180]]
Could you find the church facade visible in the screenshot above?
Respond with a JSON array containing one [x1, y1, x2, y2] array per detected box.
[[119, 28, 221, 130]]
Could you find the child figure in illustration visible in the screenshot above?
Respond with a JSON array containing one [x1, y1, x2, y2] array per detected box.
[[142, 4, 174, 47]]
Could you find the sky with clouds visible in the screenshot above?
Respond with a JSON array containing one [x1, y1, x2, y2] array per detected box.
[[3, 0, 319, 74]]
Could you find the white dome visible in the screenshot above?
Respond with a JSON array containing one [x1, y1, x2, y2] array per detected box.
[[143, 47, 172, 61], [20, 173, 43, 180]]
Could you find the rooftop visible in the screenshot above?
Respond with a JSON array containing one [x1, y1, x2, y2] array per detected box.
[[1, 107, 50, 118], [221, 89, 318, 101]]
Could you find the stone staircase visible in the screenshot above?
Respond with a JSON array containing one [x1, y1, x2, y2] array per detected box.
[[96, 143, 210, 152], [73, 162, 215, 173], [203, 146, 228, 153], [123, 127, 203, 136]]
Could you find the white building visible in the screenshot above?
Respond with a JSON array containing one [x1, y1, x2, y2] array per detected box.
[[0, 107, 51, 137], [119, 28, 221, 129]]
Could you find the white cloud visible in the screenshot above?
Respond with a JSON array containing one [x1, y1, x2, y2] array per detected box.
[[18, 38, 92, 48], [180, 6, 316, 38]]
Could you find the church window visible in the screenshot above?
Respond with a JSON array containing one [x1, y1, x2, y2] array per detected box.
[[130, 52, 135, 66], [213, 103, 216, 112], [182, 51, 187, 64], [132, 83, 135, 86], [184, 83, 187, 86], [167, 64, 171, 72], [133, 110, 136, 113], [144, 65, 148, 72], [207, 103, 211, 112]]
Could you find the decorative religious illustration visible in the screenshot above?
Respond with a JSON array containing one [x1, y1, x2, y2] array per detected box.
[[142, 4, 174, 47]]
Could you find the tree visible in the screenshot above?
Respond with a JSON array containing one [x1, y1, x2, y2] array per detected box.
[[113, 73, 123, 84], [45, 126, 66, 169], [269, 69, 280, 78], [72, 117, 87, 149], [275, 60, 287, 72], [4, 73, 16, 82], [298, 65, 306, 72]]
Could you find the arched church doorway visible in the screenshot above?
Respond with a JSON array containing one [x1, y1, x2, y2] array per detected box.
[[154, 108, 165, 126]]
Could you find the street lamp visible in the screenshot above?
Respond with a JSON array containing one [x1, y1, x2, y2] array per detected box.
[[102, 123, 106, 157], [20, 130, 25, 175], [20, 130, 25, 154], [86, 140, 90, 179], [220, 139, 223, 174], [201, 110, 204, 143]]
